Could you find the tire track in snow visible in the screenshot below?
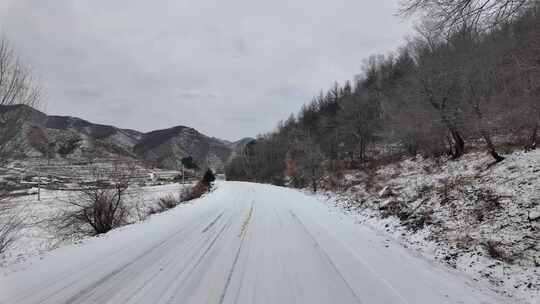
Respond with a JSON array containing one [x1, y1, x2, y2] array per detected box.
[[202, 212, 225, 233], [14, 210, 219, 304], [62, 211, 221, 304], [289, 208, 412, 304], [125, 212, 234, 303], [219, 201, 254, 304], [10, 232, 147, 303], [162, 213, 234, 304], [288, 210, 364, 304], [121, 209, 234, 304]]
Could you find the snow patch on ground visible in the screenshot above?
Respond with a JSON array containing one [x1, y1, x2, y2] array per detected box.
[[0, 183, 193, 271]]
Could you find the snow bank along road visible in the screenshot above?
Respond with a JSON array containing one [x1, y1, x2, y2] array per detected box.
[[0, 182, 508, 304]]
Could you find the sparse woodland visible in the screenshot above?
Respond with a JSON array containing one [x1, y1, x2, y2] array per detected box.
[[226, 1, 540, 186]]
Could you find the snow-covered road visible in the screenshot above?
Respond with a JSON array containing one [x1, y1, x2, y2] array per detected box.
[[0, 182, 507, 304]]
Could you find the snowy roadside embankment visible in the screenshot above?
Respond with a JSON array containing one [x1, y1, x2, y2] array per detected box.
[[0, 182, 509, 304], [0, 183, 191, 270], [311, 149, 540, 304]]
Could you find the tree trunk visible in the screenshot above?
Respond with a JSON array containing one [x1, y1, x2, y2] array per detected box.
[[470, 102, 504, 162], [440, 111, 465, 159], [481, 130, 505, 162], [450, 129, 465, 159], [359, 137, 363, 164], [526, 124, 537, 151], [361, 137, 366, 164], [311, 167, 317, 193]]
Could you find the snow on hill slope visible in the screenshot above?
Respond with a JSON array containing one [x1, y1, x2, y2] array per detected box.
[[133, 126, 234, 171], [0, 182, 508, 304], [0, 105, 142, 159], [0, 105, 253, 170], [315, 149, 540, 303]]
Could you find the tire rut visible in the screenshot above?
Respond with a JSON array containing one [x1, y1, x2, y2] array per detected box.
[[219, 201, 254, 304], [18, 210, 221, 304], [288, 210, 364, 304], [163, 214, 234, 304]]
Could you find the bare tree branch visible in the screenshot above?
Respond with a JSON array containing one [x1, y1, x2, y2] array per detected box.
[[400, 0, 535, 32]]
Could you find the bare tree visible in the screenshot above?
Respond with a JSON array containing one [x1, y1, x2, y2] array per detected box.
[[504, 8, 540, 150], [461, 36, 506, 162], [0, 38, 41, 162], [337, 86, 381, 166], [0, 38, 41, 256], [400, 0, 534, 32], [238, 140, 256, 179], [294, 134, 324, 192], [413, 37, 468, 158], [56, 162, 135, 236], [0, 201, 23, 255]]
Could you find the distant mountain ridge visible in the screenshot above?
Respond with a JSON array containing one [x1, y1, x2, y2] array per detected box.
[[0, 105, 252, 171]]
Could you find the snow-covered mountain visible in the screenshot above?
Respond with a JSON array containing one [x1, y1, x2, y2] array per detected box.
[[0, 105, 251, 171]]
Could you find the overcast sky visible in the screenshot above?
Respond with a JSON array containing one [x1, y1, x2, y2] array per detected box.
[[0, 0, 412, 141]]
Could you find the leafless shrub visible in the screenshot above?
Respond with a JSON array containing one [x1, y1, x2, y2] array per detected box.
[[56, 186, 129, 236], [438, 176, 479, 206], [380, 200, 411, 220], [179, 185, 193, 202], [190, 181, 209, 200], [132, 198, 149, 222], [404, 208, 435, 232], [438, 178, 457, 205], [454, 234, 479, 250], [415, 184, 434, 200], [469, 187, 502, 222], [158, 194, 177, 209], [322, 171, 344, 192], [55, 163, 135, 236], [364, 167, 382, 193], [367, 153, 406, 171], [146, 184, 198, 216], [147, 194, 179, 216], [0, 201, 23, 255], [148, 192, 187, 215], [483, 240, 513, 263], [476, 188, 501, 209], [145, 208, 160, 217]]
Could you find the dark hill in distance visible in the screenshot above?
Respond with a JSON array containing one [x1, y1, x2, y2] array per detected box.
[[0, 105, 252, 171]]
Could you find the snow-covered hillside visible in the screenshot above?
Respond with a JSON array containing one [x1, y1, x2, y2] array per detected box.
[[314, 149, 540, 303]]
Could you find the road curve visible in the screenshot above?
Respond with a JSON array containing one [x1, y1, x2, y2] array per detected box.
[[0, 182, 506, 304]]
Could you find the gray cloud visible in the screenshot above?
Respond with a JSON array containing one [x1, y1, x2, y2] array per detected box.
[[175, 89, 220, 99], [0, 0, 412, 140], [266, 85, 311, 101]]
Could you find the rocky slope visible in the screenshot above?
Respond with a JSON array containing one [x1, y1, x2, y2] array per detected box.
[[315, 149, 540, 303]]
